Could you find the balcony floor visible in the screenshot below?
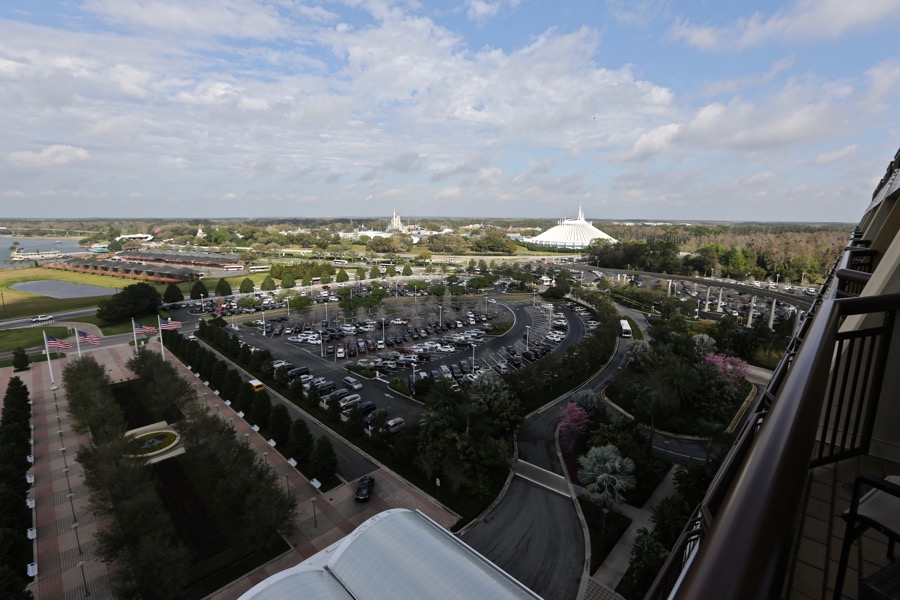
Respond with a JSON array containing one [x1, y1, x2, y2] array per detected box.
[[788, 454, 899, 600]]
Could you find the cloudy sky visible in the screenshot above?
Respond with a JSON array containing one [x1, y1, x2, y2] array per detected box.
[[1, 1, 899, 222]]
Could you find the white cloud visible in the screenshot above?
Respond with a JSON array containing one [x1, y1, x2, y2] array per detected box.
[[815, 145, 858, 164], [83, 0, 289, 40], [671, 0, 900, 50], [630, 124, 681, 159], [9, 145, 90, 167], [465, 0, 521, 25]]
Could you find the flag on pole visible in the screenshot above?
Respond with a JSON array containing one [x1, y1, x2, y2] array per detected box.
[[133, 320, 157, 334], [159, 319, 183, 330], [77, 330, 101, 345], [45, 333, 72, 350]]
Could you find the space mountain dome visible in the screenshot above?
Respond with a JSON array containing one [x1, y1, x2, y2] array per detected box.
[[524, 206, 617, 249]]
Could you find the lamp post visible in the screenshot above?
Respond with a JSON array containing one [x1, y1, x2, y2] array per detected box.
[[525, 325, 530, 350], [77, 559, 90, 596], [471, 343, 476, 370], [0, 291, 6, 318], [775, 273, 780, 285], [438, 304, 442, 327], [311, 496, 318, 527], [381, 318, 385, 343], [601, 507, 609, 545], [72, 520, 84, 555]]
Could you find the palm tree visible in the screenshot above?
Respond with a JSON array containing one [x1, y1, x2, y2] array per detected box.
[[578, 444, 636, 506]]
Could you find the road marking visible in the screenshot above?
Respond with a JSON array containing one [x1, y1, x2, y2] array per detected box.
[[514, 472, 570, 497]]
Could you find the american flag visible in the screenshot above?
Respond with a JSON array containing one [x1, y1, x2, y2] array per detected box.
[[45, 334, 72, 350], [77, 329, 101, 345], [133, 320, 158, 334], [159, 319, 182, 330]]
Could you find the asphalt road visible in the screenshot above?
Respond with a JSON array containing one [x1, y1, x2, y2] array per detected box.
[[462, 477, 584, 600]]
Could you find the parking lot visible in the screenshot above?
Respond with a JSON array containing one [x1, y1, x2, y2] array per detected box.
[[176, 292, 603, 436]]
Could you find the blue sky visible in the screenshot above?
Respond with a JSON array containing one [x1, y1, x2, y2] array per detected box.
[[1, 0, 899, 222]]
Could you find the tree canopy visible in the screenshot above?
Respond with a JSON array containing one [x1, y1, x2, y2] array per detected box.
[[96, 282, 162, 323]]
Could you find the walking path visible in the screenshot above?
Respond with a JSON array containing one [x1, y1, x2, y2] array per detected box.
[[8, 340, 455, 600], [584, 466, 678, 598]]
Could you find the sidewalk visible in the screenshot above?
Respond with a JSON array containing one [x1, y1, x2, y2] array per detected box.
[[585, 465, 679, 597]]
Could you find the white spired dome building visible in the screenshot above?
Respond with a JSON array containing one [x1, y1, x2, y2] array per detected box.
[[525, 206, 616, 249]]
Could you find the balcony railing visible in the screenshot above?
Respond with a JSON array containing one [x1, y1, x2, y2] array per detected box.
[[646, 285, 900, 599]]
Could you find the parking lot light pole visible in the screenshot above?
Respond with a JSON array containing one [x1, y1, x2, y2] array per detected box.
[[381, 318, 385, 343], [526, 325, 530, 350], [77, 560, 90, 596], [311, 496, 317, 527], [438, 304, 442, 327]]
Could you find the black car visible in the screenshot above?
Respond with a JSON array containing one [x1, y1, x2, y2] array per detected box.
[[364, 408, 387, 428], [355, 475, 375, 502]]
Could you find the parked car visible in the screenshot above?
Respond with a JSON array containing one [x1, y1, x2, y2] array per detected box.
[[339, 394, 362, 412], [357, 401, 377, 415], [323, 388, 350, 405], [343, 376, 363, 390], [285, 366, 309, 379], [386, 417, 405, 433], [355, 475, 375, 501], [364, 408, 387, 428]]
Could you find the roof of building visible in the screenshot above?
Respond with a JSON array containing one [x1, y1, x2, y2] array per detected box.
[[239, 509, 542, 600], [525, 206, 616, 249]]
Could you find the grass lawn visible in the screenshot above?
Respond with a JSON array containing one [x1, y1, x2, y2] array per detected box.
[[0, 326, 73, 353]]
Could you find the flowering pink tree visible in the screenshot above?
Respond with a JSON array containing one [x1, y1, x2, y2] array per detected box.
[[560, 402, 590, 449], [704, 353, 749, 390]]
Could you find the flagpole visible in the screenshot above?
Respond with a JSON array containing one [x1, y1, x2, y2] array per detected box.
[[132, 319, 139, 354], [74, 327, 82, 358], [158, 315, 166, 361], [43, 330, 55, 387]]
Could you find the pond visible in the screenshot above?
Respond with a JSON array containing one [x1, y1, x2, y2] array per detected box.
[[10, 280, 118, 298]]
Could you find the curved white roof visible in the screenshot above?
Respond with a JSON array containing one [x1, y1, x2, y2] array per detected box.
[[526, 206, 616, 249], [239, 509, 541, 600]]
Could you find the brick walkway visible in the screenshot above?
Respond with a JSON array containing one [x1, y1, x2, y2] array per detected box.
[[8, 339, 456, 600]]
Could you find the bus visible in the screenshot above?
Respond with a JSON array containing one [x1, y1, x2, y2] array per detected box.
[[222, 264, 243, 271], [248, 265, 270, 273], [332, 259, 348, 266], [620, 320, 633, 338]]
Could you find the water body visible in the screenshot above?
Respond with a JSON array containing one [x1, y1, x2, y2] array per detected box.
[[11, 280, 117, 299], [1, 236, 86, 270]]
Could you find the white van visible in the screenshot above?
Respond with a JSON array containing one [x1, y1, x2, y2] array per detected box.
[[342, 324, 357, 334]]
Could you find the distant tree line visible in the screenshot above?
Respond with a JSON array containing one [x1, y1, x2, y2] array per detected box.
[[585, 223, 847, 284]]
